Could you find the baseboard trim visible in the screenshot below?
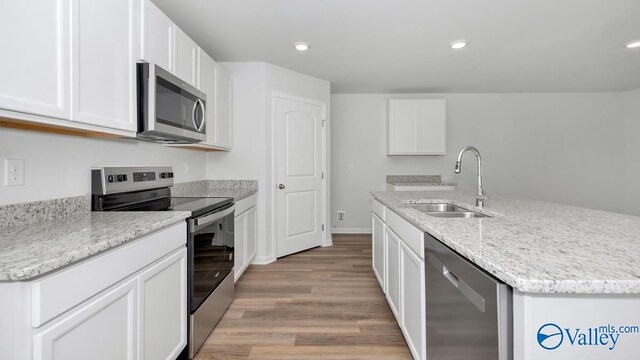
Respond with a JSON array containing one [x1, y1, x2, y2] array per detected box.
[[331, 228, 372, 234], [322, 234, 333, 247], [251, 255, 275, 265]]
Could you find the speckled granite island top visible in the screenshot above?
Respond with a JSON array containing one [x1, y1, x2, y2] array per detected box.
[[371, 190, 640, 294], [0, 211, 190, 281]]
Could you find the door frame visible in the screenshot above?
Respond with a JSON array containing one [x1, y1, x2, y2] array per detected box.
[[270, 92, 329, 259]]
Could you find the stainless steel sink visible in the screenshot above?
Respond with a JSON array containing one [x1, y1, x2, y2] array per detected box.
[[425, 211, 488, 218], [406, 202, 490, 218], [407, 203, 469, 213]]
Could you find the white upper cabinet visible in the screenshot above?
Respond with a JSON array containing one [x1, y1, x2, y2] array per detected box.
[[174, 27, 199, 88], [0, 1, 70, 120], [388, 99, 446, 155], [139, 0, 199, 87], [214, 65, 233, 149], [139, 0, 174, 72], [70, 0, 137, 131], [197, 49, 217, 146]]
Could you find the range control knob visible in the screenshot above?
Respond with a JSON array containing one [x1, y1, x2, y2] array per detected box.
[[107, 175, 114, 183]]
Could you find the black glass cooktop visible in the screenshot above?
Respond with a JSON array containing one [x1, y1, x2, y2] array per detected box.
[[170, 197, 233, 217]]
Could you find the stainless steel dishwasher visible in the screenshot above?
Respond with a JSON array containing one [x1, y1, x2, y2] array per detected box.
[[425, 234, 512, 360]]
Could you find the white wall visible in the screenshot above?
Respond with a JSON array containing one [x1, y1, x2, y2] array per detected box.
[[623, 88, 640, 216], [207, 62, 330, 263], [0, 129, 206, 205], [331, 92, 630, 232]]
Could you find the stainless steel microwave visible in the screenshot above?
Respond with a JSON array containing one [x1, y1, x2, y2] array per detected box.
[[137, 63, 206, 143]]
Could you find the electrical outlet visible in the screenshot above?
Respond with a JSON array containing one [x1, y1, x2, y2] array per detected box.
[[337, 211, 345, 221], [347, 163, 354, 171], [5, 159, 25, 186], [184, 161, 190, 174]]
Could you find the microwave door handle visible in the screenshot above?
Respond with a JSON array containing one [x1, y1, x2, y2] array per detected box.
[[192, 99, 205, 132]]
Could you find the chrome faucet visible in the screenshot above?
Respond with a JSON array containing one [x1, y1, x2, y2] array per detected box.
[[454, 146, 487, 208]]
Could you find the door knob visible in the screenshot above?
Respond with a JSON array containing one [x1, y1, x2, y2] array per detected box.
[[278, 184, 286, 190]]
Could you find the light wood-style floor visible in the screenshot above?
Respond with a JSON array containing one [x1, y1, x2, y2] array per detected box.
[[194, 234, 413, 360]]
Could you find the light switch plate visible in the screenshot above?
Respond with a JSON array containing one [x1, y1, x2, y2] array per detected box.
[[5, 159, 25, 186]]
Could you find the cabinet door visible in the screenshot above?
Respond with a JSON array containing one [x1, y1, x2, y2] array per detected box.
[[234, 212, 247, 282], [0, 0, 70, 119], [198, 49, 217, 146], [138, 248, 187, 360], [246, 207, 257, 264], [174, 27, 198, 87], [372, 213, 385, 291], [385, 227, 401, 320], [140, 0, 174, 72], [70, 0, 136, 131], [214, 65, 233, 149], [388, 99, 446, 155], [33, 278, 137, 360], [400, 242, 426, 360]]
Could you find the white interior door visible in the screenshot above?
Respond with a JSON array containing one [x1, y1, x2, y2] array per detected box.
[[275, 95, 325, 258]]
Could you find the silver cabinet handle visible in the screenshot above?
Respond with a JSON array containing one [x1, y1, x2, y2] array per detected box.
[[278, 184, 285, 190]]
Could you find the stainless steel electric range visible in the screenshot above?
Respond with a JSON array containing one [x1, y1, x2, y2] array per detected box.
[[91, 166, 234, 359]]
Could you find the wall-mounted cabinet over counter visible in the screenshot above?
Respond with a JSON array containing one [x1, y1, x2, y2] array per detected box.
[[165, 51, 233, 152], [0, 0, 138, 137], [388, 99, 446, 156]]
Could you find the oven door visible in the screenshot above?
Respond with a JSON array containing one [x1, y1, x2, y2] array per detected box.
[[188, 205, 235, 312], [137, 63, 206, 143]]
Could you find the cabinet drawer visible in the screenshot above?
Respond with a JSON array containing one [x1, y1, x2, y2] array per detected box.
[[372, 198, 386, 220], [386, 210, 424, 259], [235, 194, 257, 215], [31, 222, 186, 328]]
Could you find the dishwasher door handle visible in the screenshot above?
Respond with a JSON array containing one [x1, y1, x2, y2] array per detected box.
[[428, 253, 486, 312]]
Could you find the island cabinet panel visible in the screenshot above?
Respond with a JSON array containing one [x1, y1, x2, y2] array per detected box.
[[372, 213, 386, 290], [400, 241, 426, 360], [513, 290, 640, 360], [384, 226, 401, 321], [372, 196, 427, 360]]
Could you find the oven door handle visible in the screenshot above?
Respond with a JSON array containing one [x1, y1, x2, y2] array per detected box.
[[193, 205, 235, 227]]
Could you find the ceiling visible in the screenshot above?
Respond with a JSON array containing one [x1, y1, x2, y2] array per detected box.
[[153, 0, 640, 93]]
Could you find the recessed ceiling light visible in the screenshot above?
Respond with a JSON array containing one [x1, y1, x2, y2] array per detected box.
[[626, 40, 640, 49], [294, 42, 310, 51], [450, 40, 467, 49]]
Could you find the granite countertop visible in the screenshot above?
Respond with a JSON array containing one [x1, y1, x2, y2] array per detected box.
[[171, 180, 258, 201], [0, 211, 190, 281], [370, 190, 640, 294]]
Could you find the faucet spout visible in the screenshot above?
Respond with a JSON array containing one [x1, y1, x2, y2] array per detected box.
[[454, 146, 486, 208]]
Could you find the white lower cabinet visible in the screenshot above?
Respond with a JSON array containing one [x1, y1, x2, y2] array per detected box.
[[234, 212, 247, 282], [385, 226, 401, 320], [33, 278, 138, 360], [246, 207, 257, 263], [372, 199, 426, 360], [400, 241, 426, 360], [0, 222, 187, 360], [139, 248, 188, 360], [234, 194, 258, 282], [372, 213, 385, 290]]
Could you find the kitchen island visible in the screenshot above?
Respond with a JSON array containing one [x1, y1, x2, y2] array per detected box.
[[370, 190, 640, 360]]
